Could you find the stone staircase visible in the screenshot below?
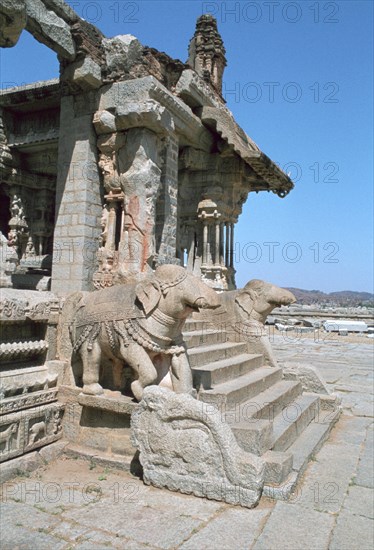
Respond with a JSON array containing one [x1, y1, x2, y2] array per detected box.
[[183, 319, 340, 499]]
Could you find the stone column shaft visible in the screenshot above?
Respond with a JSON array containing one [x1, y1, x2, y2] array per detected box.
[[202, 220, 208, 266], [229, 222, 234, 268], [187, 228, 195, 270], [52, 95, 101, 293], [225, 222, 230, 268], [219, 222, 225, 266], [155, 133, 179, 265], [106, 202, 117, 251], [215, 219, 220, 266]]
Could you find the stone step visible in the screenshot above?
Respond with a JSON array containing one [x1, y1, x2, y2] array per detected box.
[[271, 393, 320, 452], [198, 366, 283, 408], [187, 341, 248, 368], [192, 353, 263, 389], [288, 407, 341, 474], [224, 381, 301, 455], [262, 408, 341, 500], [230, 419, 272, 456], [183, 329, 227, 349], [242, 380, 303, 422], [263, 450, 293, 485], [184, 319, 212, 332]]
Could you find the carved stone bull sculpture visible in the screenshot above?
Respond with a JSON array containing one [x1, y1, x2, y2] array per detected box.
[[199, 279, 296, 367], [66, 265, 220, 400], [227, 280, 296, 365]]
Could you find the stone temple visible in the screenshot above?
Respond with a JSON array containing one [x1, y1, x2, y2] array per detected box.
[[0, 1, 339, 507]]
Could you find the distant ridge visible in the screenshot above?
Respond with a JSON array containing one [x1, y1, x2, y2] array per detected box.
[[285, 288, 374, 306]]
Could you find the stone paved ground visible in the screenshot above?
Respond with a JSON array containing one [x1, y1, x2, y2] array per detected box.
[[1, 335, 373, 550]]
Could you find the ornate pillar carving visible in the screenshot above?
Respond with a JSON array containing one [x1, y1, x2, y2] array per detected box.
[[197, 195, 226, 290], [94, 126, 164, 287], [8, 190, 29, 261], [105, 197, 117, 252]]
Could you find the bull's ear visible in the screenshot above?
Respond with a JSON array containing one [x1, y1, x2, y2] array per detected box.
[[136, 280, 161, 315], [235, 289, 256, 316]]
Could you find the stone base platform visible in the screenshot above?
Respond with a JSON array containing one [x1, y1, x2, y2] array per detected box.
[[58, 386, 136, 458]]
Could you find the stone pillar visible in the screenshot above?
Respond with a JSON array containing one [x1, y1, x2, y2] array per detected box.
[[106, 198, 117, 251], [187, 227, 195, 270], [52, 94, 102, 294], [230, 222, 234, 268], [116, 128, 162, 275], [202, 219, 208, 267], [206, 225, 212, 266], [155, 133, 179, 265], [225, 222, 230, 268], [219, 222, 224, 266], [215, 218, 220, 266]]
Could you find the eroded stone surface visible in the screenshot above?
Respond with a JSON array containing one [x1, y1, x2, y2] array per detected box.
[[0, 0, 26, 47], [197, 279, 296, 366], [131, 386, 265, 508], [282, 362, 331, 394]]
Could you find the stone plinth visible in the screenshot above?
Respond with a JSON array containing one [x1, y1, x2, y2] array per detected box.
[[59, 385, 136, 457]]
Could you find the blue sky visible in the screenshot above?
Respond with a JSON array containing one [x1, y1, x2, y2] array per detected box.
[[1, 1, 373, 292]]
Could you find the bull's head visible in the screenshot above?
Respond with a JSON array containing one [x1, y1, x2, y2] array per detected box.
[[235, 279, 296, 322], [136, 265, 220, 318]]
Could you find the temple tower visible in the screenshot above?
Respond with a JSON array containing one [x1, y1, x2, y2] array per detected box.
[[187, 14, 227, 94]]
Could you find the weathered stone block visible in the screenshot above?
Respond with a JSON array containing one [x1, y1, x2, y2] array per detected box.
[[0, 0, 26, 47], [115, 100, 174, 134], [282, 362, 330, 394], [25, 0, 76, 59], [103, 34, 143, 76], [263, 450, 293, 484], [231, 419, 272, 456], [93, 110, 116, 134]]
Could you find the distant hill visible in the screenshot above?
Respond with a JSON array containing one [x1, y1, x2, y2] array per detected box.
[[285, 288, 374, 307]]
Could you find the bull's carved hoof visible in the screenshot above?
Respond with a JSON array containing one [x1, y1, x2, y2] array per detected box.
[[130, 380, 144, 401], [82, 383, 104, 396]]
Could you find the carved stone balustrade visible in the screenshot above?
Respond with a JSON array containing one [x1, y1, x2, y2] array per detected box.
[[0, 289, 66, 462]]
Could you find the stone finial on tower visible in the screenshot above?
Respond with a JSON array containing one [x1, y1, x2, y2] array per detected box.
[[188, 14, 227, 93]]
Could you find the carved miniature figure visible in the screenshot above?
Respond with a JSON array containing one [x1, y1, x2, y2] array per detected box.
[[28, 420, 46, 445], [98, 153, 121, 192], [66, 265, 220, 400], [0, 423, 17, 452], [10, 193, 23, 220]]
